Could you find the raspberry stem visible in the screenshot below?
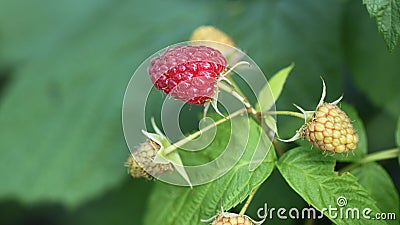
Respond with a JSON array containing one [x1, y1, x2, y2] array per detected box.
[[226, 76, 246, 99], [222, 61, 251, 78], [263, 110, 307, 119], [339, 148, 399, 173], [163, 108, 247, 156], [239, 185, 260, 215], [217, 81, 258, 115], [216, 61, 249, 99]]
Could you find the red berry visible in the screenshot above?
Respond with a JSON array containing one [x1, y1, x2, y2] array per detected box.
[[148, 45, 227, 104]]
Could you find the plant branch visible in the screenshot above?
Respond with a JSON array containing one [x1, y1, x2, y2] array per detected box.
[[272, 139, 285, 156], [264, 110, 305, 119], [226, 75, 246, 98], [164, 108, 247, 155], [217, 80, 265, 129], [240, 185, 260, 215], [217, 82, 258, 116], [339, 148, 399, 173]]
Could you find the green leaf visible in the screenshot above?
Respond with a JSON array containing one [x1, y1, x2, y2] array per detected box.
[[144, 118, 276, 225], [256, 63, 294, 112], [363, 0, 400, 51], [332, 103, 368, 162], [232, 0, 344, 140], [0, 178, 153, 225], [352, 162, 399, 225], [277, 147, 385, 225], [70, 179, 153, 225], [397, 117, 400, 164], [344, 0, 400, 117], [0, 0, 214, 207], [245, 170, 307, 225]]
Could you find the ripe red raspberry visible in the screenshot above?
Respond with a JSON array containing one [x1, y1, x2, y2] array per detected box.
[[148, 45, 227, 104]]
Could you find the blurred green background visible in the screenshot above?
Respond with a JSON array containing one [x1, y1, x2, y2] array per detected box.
[[0, 0, 399, 224]]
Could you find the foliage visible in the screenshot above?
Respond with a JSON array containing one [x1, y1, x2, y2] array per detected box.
[[0, 0, 399, 225], [363, 0, 400, 51]]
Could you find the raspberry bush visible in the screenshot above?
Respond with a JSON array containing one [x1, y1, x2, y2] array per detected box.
[[0, 1, 399, 225], [126, 25, 399, 225]]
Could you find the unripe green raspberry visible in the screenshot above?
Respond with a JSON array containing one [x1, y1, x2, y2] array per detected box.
[[125, 139, 174, 179], [301, 103, 359, 153], [211, 214, 254, 225]]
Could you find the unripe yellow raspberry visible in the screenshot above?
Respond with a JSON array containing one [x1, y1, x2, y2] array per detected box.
[[211, 214, 254, 225], [301, 103, 359, 153], [125, 139, 174, 179], [190, 26, 236, 47]]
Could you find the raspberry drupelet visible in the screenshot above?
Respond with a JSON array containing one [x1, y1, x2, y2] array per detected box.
[[148, 45, 227, 104]]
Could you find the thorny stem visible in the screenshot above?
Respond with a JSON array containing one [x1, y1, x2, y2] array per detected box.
[[163, 108, 247, 156], [339, 148, 399, 173], [239, 185, 260, 215]]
